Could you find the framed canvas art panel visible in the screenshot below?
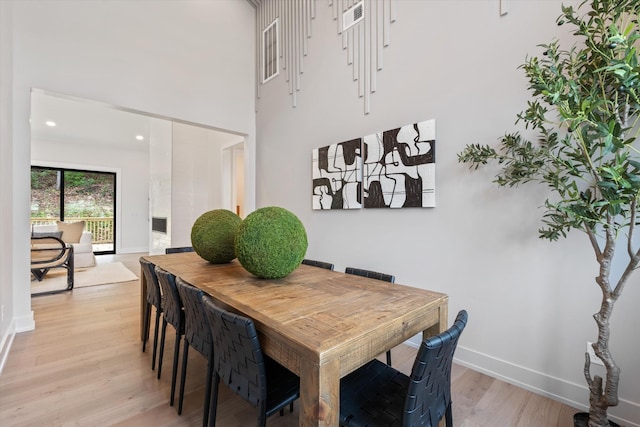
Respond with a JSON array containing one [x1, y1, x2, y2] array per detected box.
[[362, 119, 436, 208], [312, 138, 363, 210]]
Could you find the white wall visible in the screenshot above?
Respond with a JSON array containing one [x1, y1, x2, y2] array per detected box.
[[31, 137, 150, 253], [255, 1, 640, 425], [7, 0, 256, 339], [0, 0, 20, 373], [149, 118, 173, 255], [171, 123, 230, 248]]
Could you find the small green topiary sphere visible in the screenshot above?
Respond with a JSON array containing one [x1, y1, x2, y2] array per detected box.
[[235, 206, 308, 279], [191, 209, 242, 263]]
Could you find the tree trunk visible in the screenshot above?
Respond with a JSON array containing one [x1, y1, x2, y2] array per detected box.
[[588, 375, 612, 426], [584, 229, 621, 427]]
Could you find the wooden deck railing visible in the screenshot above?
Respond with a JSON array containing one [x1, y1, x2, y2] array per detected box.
[[30, 217, 114, 244]]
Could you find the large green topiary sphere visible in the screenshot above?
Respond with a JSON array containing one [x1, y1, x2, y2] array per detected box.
[[235, 206, 308, 279], [191, 209, 242, 263]]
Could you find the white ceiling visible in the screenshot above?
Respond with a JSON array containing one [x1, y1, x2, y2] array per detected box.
[[30, 91, 153, 149], [30, 91, 244, 150]]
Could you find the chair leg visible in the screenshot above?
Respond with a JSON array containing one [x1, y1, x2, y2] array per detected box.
[[202, 360, 214, 427], [31, 268, 50, 281], [142, 302, 151, 352], [445, 402, 453, 427], [178, 340, 190, 415], [170, 333, 182, 406], [66, 254, 74, 290], [386, 349, 392, 366], [258, 402, 267, 427], [279, 402, 294, 416], [66, 266, 74, 290], [157, 319, 168, 379], [208, 374, 220, 427], [151, 307, 161, 370]]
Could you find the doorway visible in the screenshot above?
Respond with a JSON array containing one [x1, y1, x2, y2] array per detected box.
[[30, 89, 250, 254], [30, 166, 117, 254]]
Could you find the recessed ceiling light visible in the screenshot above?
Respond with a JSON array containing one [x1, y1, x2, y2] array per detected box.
[[45, 121, 56, 127], [135, 135, 144, 141]]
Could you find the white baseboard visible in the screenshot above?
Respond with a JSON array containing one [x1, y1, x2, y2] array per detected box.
[[0, 319, 16, 376], [0, 310, 34, 376], [453, 345, 639, 427], [117, 246, 148, 254], [14, 311, 35, 333]]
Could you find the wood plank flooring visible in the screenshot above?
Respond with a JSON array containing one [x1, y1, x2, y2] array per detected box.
[[0, 253, 579, 426]]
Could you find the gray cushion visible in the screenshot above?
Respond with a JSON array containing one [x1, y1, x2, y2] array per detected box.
[[32, 231, 63, 239]]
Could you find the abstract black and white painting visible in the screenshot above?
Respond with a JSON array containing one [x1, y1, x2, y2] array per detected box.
[[312, 138, 362, 210], [362, 119, 436, 208]]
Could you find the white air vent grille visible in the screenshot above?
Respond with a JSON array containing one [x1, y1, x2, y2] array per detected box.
[[343, 1, 364, 31], [262, 18, 279, 84]]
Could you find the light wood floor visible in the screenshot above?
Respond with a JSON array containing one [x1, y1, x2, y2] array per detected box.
[[0, 253, 579, 426]]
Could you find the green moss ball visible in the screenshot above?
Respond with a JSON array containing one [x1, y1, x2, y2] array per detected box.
[[191, 209, 242, 263], [235, 206, 308, 279]]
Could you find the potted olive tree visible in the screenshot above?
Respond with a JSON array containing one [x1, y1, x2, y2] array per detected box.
[[458, 1, 639, 426]]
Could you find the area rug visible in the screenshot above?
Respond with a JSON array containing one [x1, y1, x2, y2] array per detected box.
[[31, 262, 138, 294]]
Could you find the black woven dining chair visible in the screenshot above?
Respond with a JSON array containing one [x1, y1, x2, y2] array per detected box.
[[140, 258, 163, 371], [155, 266, 185, 406], [175, 277, 215, 427], [345, 266, 395, 283], [345, 266, 395, 365], [301, 258, 335, 270], [165, 246, 194, 254], [339, 310, 468, 427], [201, 294, 300, 427]]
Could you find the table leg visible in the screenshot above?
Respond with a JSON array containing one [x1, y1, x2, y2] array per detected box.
[[299, 357, 339, 427], [423, 301, 448, 339]]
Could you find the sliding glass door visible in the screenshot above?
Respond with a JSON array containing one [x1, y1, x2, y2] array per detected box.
[[31, 166, 116, 254]]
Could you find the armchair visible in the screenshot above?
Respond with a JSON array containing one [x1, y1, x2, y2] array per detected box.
[[30, 235, 74, 295], [32, 222, 96, 268]]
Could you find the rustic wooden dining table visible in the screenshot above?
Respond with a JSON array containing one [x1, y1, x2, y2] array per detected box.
[[140, 252, 448, 427]]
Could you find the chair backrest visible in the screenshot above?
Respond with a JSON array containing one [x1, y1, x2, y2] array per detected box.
[[30, 236, 71, 265], [301, 259, 335, 270], [140, 258, 162, 308], [201, 294, 267, 410], [165, 246, 194, 254], [403, 310, 468, 427], [345, 266, 395, 283], [176, 277, 213, 358], [155, 267, 183, 329]]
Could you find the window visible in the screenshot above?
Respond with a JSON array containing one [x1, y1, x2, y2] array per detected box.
[[30, 166, 117, 254], [262, 18, 279, 83]]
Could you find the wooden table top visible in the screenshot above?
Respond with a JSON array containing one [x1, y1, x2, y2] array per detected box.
[[142, 252, 448, 377]]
